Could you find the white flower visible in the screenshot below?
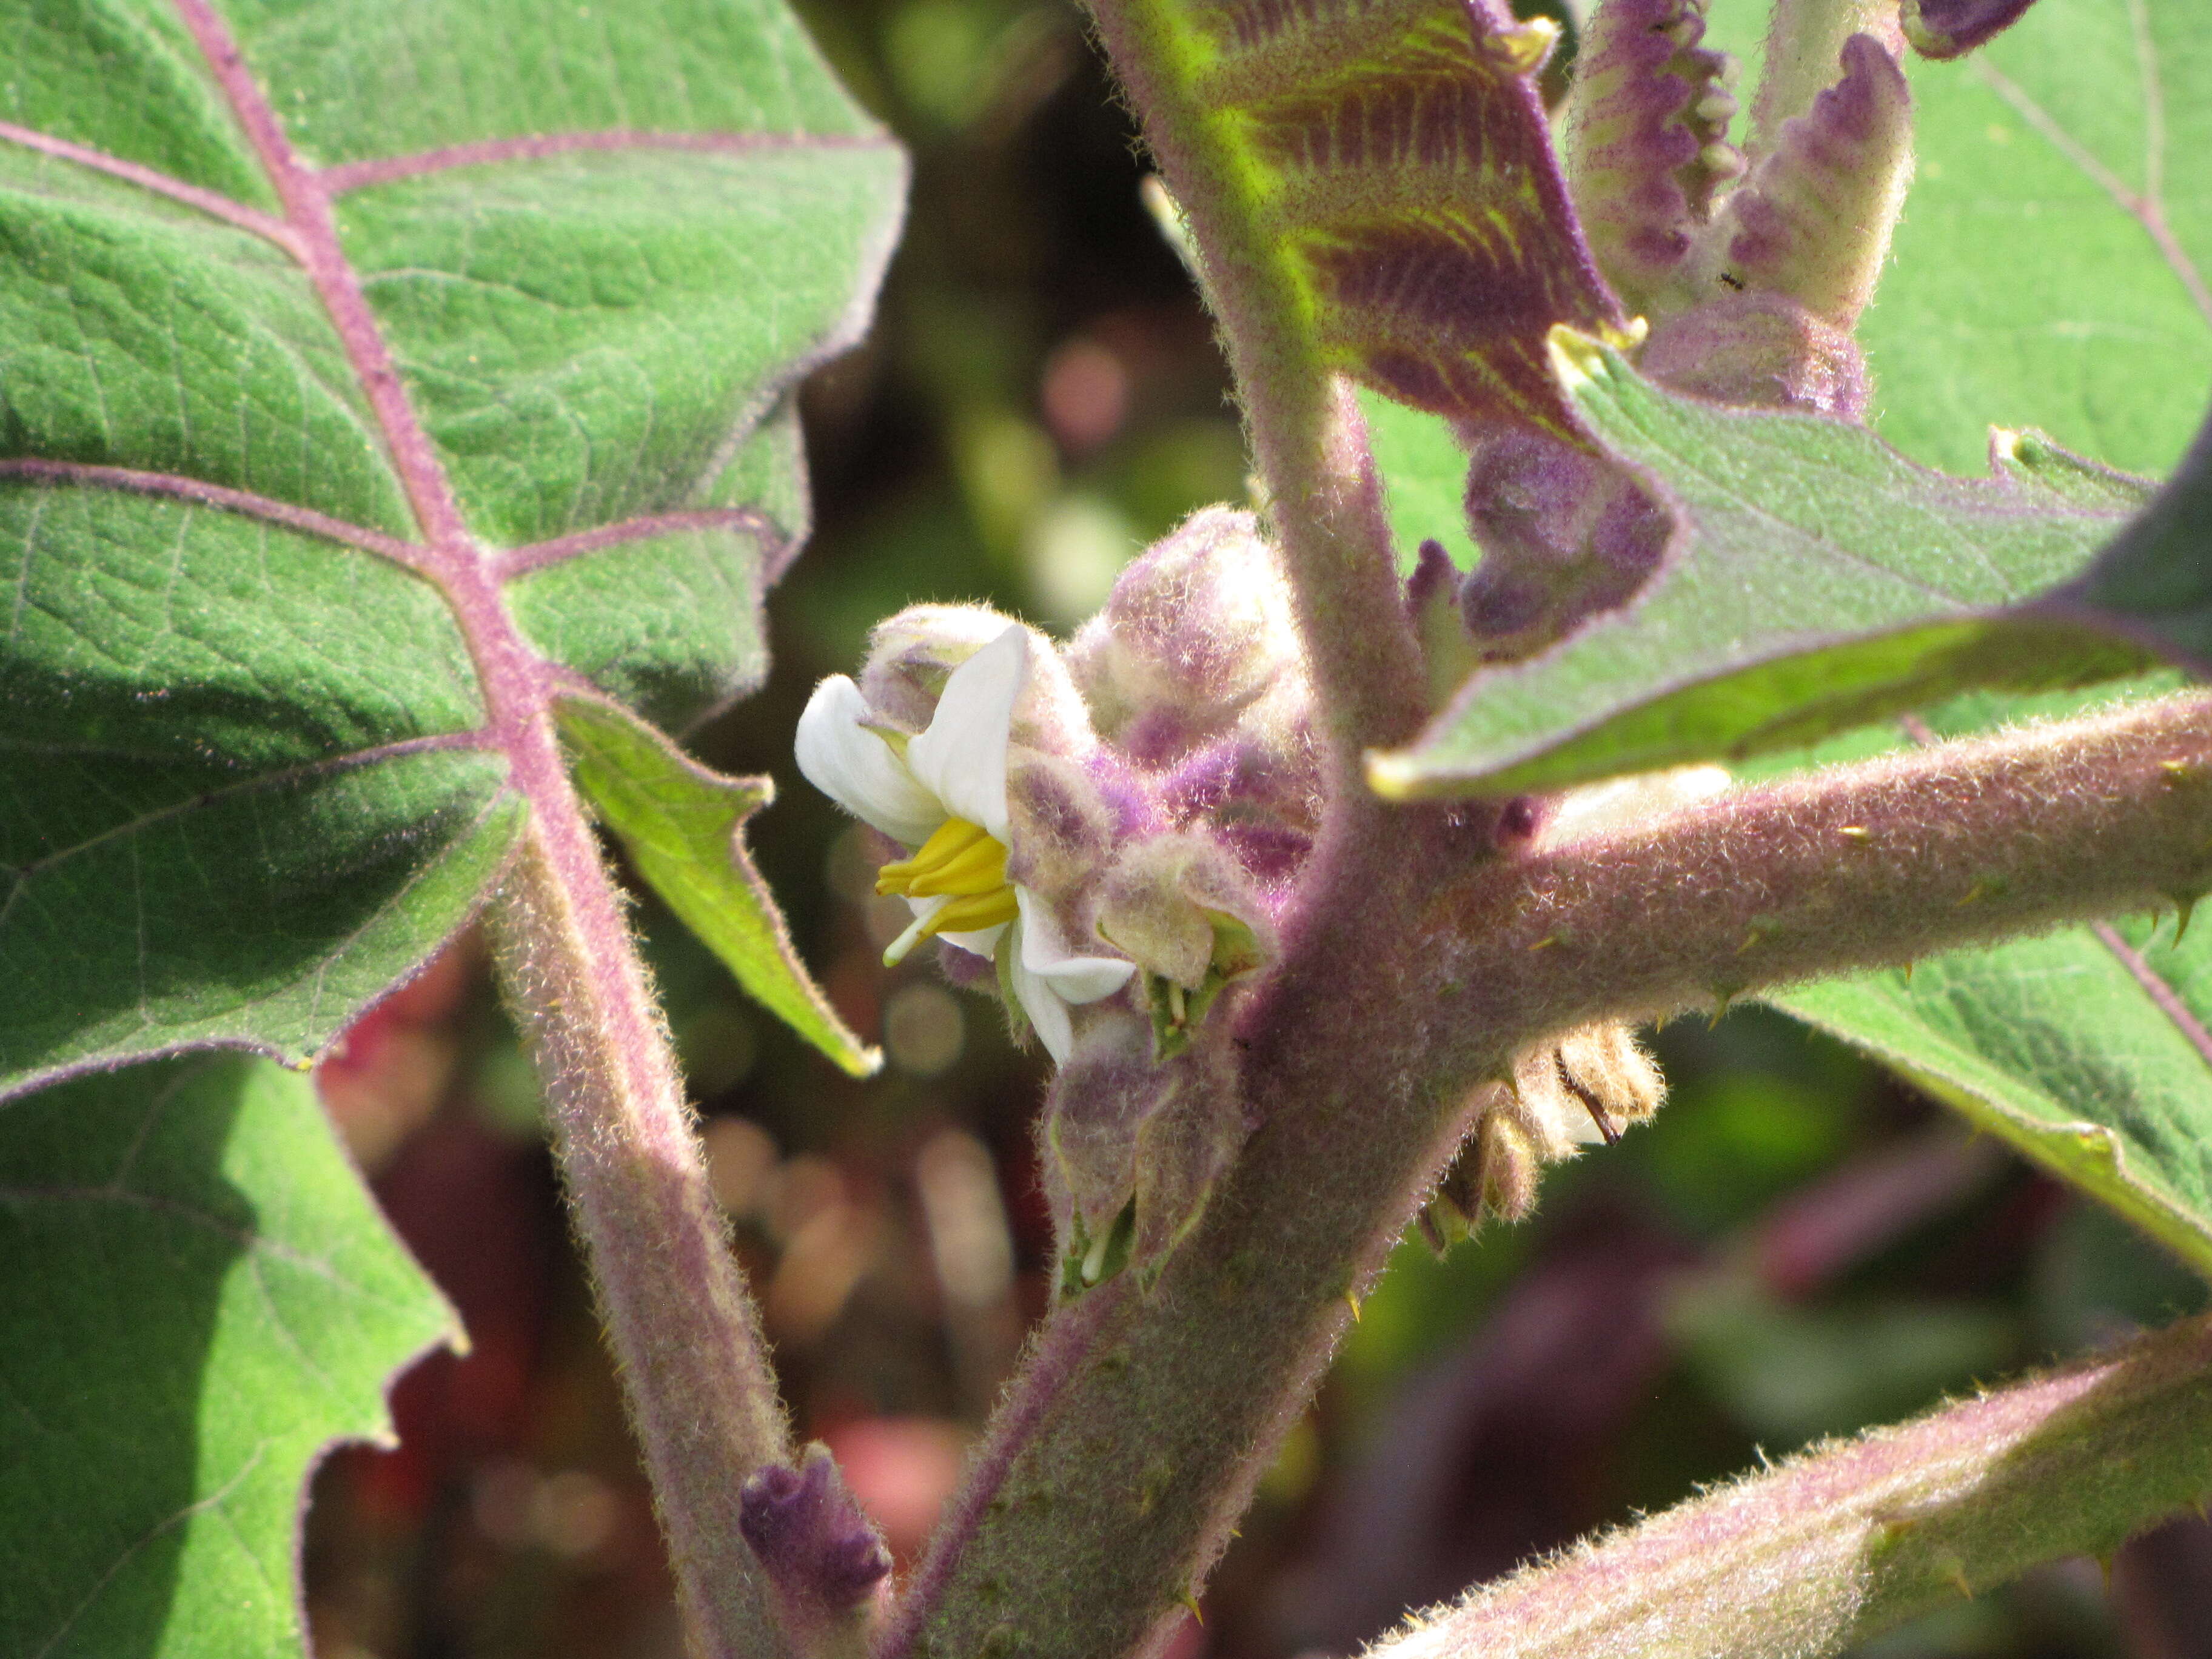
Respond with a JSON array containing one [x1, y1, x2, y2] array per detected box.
[[796, 624, 1134, 1063]]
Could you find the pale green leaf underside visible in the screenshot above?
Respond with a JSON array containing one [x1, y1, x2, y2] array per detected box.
[[558, 695, 880, 1078], [1368, 349, 2177, 798], [1775, 928, 2212, 1278], [1746, 685, 2212, 1276], [0, 0, 903, 1098], [0, 1053, 458, 1657], [1858, 0, 2212, 480]]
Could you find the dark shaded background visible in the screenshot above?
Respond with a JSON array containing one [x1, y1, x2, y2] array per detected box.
[[302, 3, 2212, 1654]]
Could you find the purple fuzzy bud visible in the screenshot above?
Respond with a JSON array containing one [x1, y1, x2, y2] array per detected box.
[[1561, 0, 1745, 315], [739, 1446, 891, 1631], [1902, 0, 2038, 58], [1458, 432, 1675, 660]]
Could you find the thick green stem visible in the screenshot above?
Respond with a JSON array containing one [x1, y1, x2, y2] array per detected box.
[[1364, 1312, 2212, 1659], [489, 820, 794, 1659]]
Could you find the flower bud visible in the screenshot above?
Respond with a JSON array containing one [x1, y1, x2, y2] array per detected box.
[[1004, 749, 1120, 903], [1696, 34, 1912, 332], [1066, 506, 1309, 765], [1460, 432, 1675, 660], [1158, 723, 1326, 889], [860, 603, 1098, 760], [1560, 0, 1745, 317], [1638, 289, 1869, 418], [739, 1445, 891, 1641]]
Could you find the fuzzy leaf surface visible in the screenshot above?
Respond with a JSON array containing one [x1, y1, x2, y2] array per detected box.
[[1369, 347, 2186, 798], [0, 0, 902, 1098], [558, 695, 879, 1076], [0, 1053, 457, 1657], [1858, 0, 2212, 479]]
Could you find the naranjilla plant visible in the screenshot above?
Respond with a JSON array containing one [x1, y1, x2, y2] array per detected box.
[[9, 0, 2212, 1657]]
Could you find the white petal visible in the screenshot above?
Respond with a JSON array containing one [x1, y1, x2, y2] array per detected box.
[[1016, 888, 1136, 1005], [1008, 921, 1078, 1064], [795, 675, 943, 846], [905, 625, 1025, 840], [937, 922, 1010, 957]]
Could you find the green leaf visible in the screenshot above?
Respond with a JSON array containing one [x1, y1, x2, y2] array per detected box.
[[557, 695, 880, 1078], [1857, 0, 2212, 480], [0, 0, 903, 1098], [0, 1052, 458, 1657], [1745, 683, 2212, 1275], [1774, 919, 2212, 1276], [1367, 344, 2171, 799]]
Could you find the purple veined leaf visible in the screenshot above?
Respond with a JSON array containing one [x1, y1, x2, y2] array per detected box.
[[1155, 0, 1626, 438], [0, 0, 899, 1099], [0, 2, 902, 1655]]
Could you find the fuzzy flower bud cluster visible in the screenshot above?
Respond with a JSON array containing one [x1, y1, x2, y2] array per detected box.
[[797, 509, 1322, 1258]]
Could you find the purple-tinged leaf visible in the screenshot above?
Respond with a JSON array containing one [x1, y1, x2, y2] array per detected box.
[[1902, 0, 2042, 58], [1176, 0, 1626, 436], [1560, 0, 1744, 316], [1704, 33, 1914, 330]]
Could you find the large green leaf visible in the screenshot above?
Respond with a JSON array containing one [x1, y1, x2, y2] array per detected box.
[[1367, 343, 2185, 799], [0, 1053, 457, 1657], [0, 0, 903, 1096], [1858, 0, 2212, 480]]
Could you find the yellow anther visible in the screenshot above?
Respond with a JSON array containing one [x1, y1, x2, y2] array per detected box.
[[877, 816, 994, 896], [876, 817, 1019, 965]]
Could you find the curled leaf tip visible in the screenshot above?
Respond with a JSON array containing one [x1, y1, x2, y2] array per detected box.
[[1561, 0, 1746, 315], [1708, 32, 1912, 330], [1902, 0, 2040, 58]]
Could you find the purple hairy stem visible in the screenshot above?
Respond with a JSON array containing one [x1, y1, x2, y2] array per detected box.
[[1362, 1312, 2212, 1659], [1901, 0, 2040, 57], [883, 692, 2212, 1659]]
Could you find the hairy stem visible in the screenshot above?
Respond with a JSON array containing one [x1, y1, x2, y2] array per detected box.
[[1365, 1312, 2212, 1659], [1421, 692, 2212, 1064], [891, 693, 2212, 1659], [490, 819, 795, 1659]]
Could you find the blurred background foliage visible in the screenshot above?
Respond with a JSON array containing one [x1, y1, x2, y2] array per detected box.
[[302, 1, 2212, 1655]]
